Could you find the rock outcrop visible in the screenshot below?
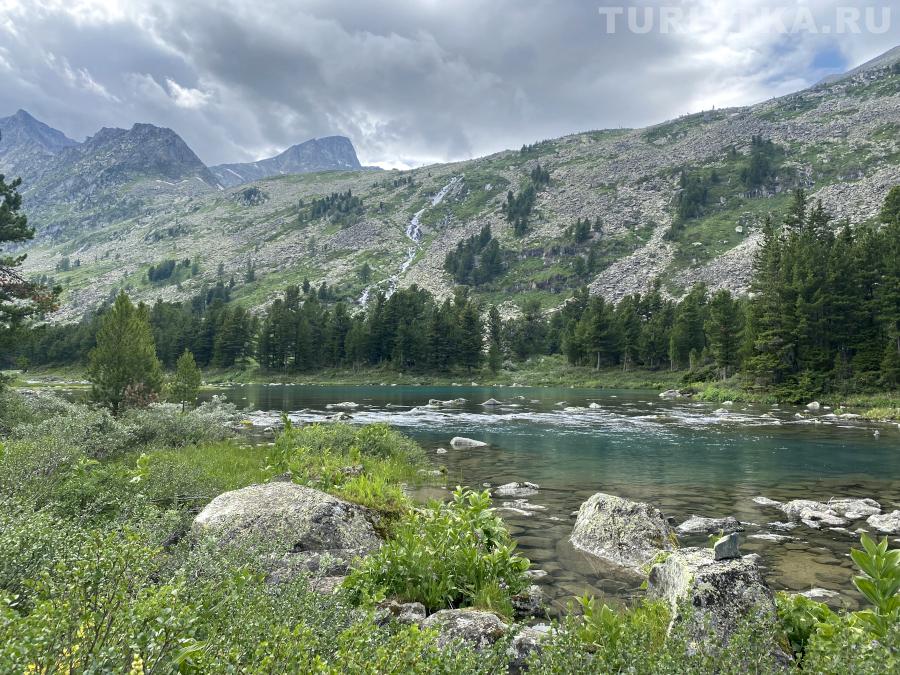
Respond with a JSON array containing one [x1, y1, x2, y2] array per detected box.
[[420, 609, 509, 651], [192, 482, 381, 576], [648, 548, 788, 661], [570, 493, 676, 570]]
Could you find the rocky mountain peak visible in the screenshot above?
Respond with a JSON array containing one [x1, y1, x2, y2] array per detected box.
[[211, 135, 363, 187]]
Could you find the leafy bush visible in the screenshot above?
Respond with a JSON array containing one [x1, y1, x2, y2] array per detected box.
[[850, 533, 900, 637], [344, 488, 530, 615], [266, 421, 425, 516], [775, 591, 836, 655], [121, 396, 237, 448]]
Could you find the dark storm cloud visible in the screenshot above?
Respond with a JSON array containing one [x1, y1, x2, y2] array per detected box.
[[0, 1, 897, 168]]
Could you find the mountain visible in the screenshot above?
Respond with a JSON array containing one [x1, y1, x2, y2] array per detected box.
[[14, 47, 900, 321], [820, 45, 900, 84], [0, 109, 79, 183], [211, 136, 362, 187], [12, 122, 219, 239]]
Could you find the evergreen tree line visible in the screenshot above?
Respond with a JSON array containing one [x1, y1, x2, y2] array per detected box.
[[444, 225, 505, 286], [12, 188, 899, 399], [300, 189, 364, 228]]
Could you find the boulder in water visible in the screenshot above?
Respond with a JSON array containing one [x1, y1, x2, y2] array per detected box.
[[676, 515, 743, 536], [450, 436, 488, 448], [481, 398, 503, 406], [326, 401, 359, 409], [494, 481, 540, 498], [570, 492, 676, 570], [867, 510, 900, 534]]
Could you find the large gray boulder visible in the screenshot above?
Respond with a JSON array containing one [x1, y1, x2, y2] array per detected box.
[[192, 482, 381, 575], [570, 493, 676, 570], [450, 436, 488, 448], [420, 609, 509, 651], [648, 548, 789, 662]]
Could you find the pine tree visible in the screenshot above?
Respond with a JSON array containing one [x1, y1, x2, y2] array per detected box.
[[89, 291, 162, 413], [705, 290, 742, 380], [0, 156, 57, 364], [170, 349, 202, 411], [487, 305, 502, 373]]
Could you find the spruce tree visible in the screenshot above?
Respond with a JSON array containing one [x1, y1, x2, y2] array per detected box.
[[89, 292, 162, 413], [171, 349, 202, 411], [487, 306, 503, 373], [705, 290, 742, 380]]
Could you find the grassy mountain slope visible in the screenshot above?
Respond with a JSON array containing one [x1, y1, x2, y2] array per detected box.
[[17, 51, 900, 321]]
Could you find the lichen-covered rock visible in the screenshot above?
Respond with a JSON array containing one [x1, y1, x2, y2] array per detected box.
[[713, 532, 741, 560], [511, 584, 545, 618], [648, 548, 788, 661], [508, 624, 552, 671], [676, 515, 744, 535], [420, 609, 509, 651], [192, 482, 381, 575], [570, 492, 675, 570], [868, 510, 900, 534], [375, 599, 427, 626]]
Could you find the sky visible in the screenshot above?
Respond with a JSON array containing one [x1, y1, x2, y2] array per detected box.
[[0, 0, 897, 169]]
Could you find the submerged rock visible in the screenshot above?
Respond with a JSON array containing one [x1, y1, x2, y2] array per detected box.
[[428, 398, 466, 407], [326, 411, 353, 422], [753, 496, 782, 507], [648, 548, 788, 661], [481, 398, 503, 407], [420, 609, 509, 651], [570, 493, 675, 570], [450, 436, 488, 448], [192, 482, 380, 577], [867, 510, 900, 534], [494, 481, 540, 498], [676, 515, 744, 536], [588, 402, 602, 409]]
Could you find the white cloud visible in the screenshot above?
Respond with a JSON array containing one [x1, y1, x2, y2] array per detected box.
[[0, 0, 897, 166], [165, 78, 211, 109]]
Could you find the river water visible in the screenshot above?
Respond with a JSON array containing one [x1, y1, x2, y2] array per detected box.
[[200, 384, 900, 614]]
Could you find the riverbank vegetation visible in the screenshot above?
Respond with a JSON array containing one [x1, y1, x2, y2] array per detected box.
[[0, 389, 897, 672]]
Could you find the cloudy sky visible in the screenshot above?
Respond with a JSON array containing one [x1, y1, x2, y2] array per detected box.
[[0, 0, 897, 168]]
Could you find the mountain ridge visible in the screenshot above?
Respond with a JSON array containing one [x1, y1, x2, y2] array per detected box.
[[211, 136, 363, 187], [10, 45, 900, 321]]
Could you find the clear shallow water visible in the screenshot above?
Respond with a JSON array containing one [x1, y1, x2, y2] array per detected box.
[[202, 384, 900, 614]]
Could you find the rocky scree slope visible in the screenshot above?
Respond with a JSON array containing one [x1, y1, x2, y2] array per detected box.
[[9, 48, 900, 321]]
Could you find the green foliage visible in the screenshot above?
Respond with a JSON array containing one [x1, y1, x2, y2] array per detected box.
[[89, 291, 163, 413], [170, 349, 202, 410], [266, 420, 424, 517], [850, 533, 900, 637], [344, 487, 530, 615], [775, 591, 837, 655], [301, 189, 364, 228]]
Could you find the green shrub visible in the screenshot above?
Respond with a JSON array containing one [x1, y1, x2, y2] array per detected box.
[[267, 421, 425, 516], [344, 487, 530, 615], [121, 397, 237, 448], [850, 533, 900, 637], [775, 591, 836, 655]]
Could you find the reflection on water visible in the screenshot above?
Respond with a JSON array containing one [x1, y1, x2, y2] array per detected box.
[[202, 384, 900, 613]]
